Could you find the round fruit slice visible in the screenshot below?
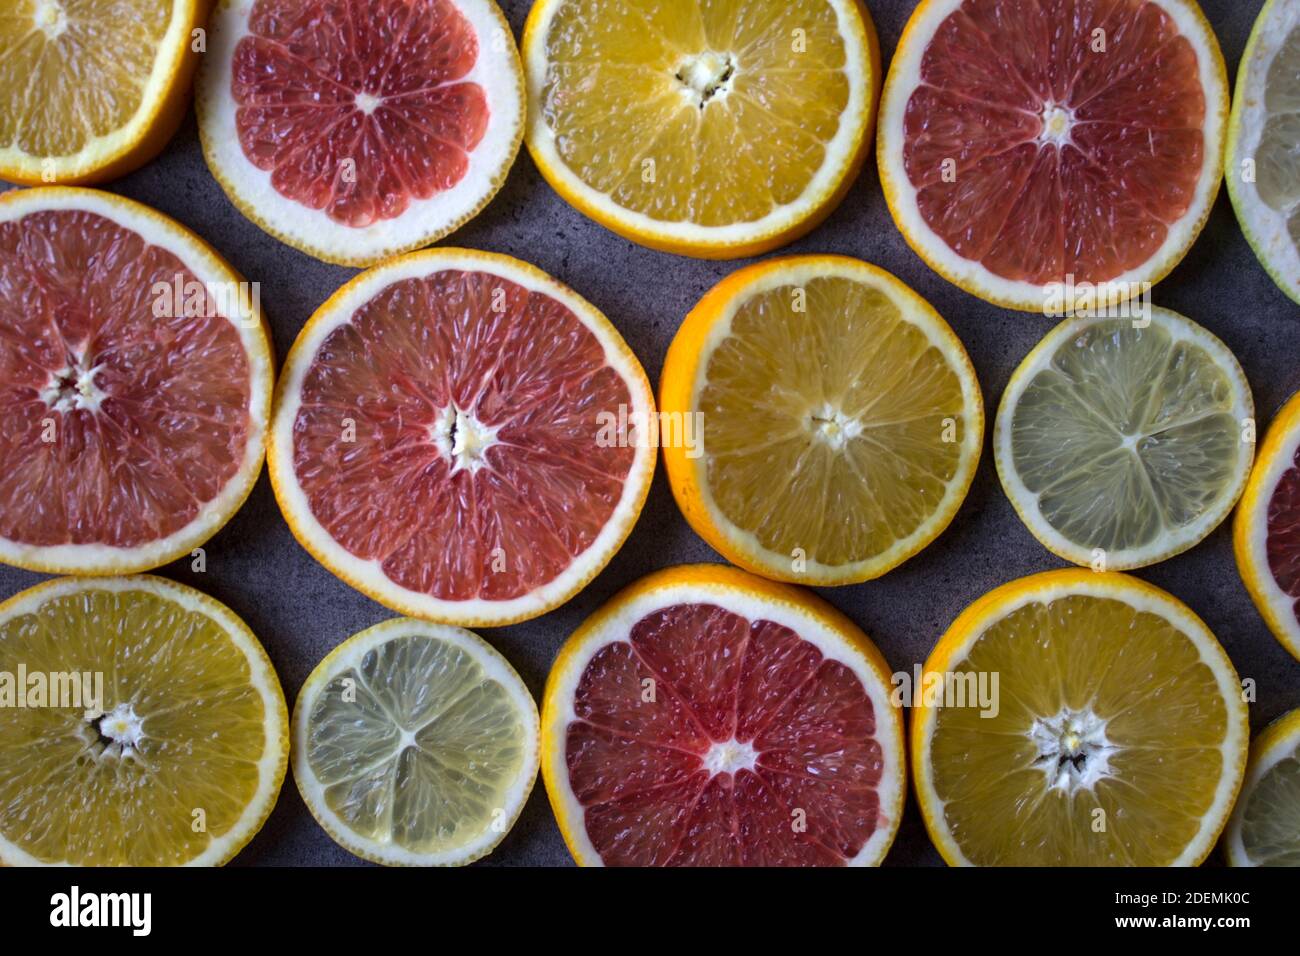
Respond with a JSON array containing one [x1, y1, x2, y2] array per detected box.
[[915, 569, 1247, 867], [197, 0, 524, 266], [0, 575, 288, 866], [1227, 0, 1300, 305], [1225, 708, 1300, 866], [0, 0, 203, 185], [0, 186, 274, 575], [293, 618, 538, 866], [995, 308, 1253, 571], [542, 564, 905, 867], [1235, 390, 1300, 661], [269, 248, 655, 626], [660, 255, 982, 585], [522, 0, 880, 258], [878, 0, 1228, 312]]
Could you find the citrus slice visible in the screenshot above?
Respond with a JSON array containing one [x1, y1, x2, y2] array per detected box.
[[995, 308, 1253, 571], [914, 569, 1247, 867], [0, 186, 273, 575], [0, 575, 288, 866], [542, 564, 905, 867], [197, 0, 525, 266], [269, 248, 655, 626], [293, 618, 538, 866], [660, 255, 982, 585], [522, 0, 880, 258], [0, 0, 203, 185], [878, 0, 1228, 312], [1235, 389, 1300, 661], [1225, 708, 1300, 866], [1227, 0, 1300, 305]]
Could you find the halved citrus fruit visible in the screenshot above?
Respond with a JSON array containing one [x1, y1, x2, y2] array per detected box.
[[0, 575, 288, 866], [293, 618, 538, 866], [1225, 708, 1300, 867], [522, 0, 880, 258], [660, 255, 982, 585], [1235, 389, 1300, 661], [995, 308, 1253, 571], [197, 0, 525, 266], [0, 186, 273, 575], [542, 564, 905, 866], [0, 0, 204, 185], [878, 0, 1228, 312], [269, 248, 655, 626], [1227, 0, 1300, 305], [914, 569, 1247, 867]]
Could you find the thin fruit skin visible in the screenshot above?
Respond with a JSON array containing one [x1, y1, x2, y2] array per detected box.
[[1234, 390, 1300, 662], [659, 254, 982, 585], [522, 0, 881, 259], [540, 563, 906, 867], [0, 1, 209, 186], [912, 569, 1248, 867]]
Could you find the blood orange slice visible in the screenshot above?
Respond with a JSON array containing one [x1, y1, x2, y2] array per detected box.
[[1236, 390, 1300, 662], [269, 248, 656, 626], [541, 565, 905, 867], [0, 187, 273, 575], [877, 0, 1228, 312], [197, 0, 524, 266]]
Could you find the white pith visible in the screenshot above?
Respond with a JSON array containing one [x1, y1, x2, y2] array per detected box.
[[1224, 709, 1300, 866], [197, 0, 524, 264], [0, 0, 195, 179], [542, 578, 906, 868], [686, 259, 982, 583], [994, 307, 1254, 570], [523, 0, 873, 250], [0, 188, 273, 575], [915, 575, 1248, 868], [1227, 0, 1300, 305], [0, 575, 288, 867], [269, 249, 656, 626], [878, 0, 1227, 311], [292, 617, 539, 867], [1030, 707, 1116, 794]]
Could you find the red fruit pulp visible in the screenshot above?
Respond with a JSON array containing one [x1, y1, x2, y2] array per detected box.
[[567, 603, 887, 866], [233, 0, 490, 227], [1267, 447, 1300, 627], [902, 0, 1207, 284]]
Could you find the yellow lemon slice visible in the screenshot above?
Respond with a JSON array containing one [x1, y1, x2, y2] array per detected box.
[[1225, 708, 1300, 866]]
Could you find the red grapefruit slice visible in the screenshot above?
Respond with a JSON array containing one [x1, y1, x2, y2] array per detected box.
[[877, 0, 1228, 312], [541, 565, 906, 867], [0, 187, 272, 575], [268, 248, 656, 626], [197, 0, 524, 266]]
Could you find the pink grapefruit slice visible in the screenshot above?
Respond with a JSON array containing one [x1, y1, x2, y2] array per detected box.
[[268, 248, 656, 626], [197, 0, 524, 266], [541, 565, 906, 867], [0, 186, 272, 575], [877, 0, 1228, 312]]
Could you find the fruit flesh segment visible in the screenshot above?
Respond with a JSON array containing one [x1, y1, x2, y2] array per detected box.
[[540, 0, 850, 226], [903, 0, 1206, 284], [0, 0, 170, 158], [1266, 447, 1300, 630], [1009, 319, 1240, 554], [1257, 24, 1300, 254], [930, 594, 1231, 865], [1239, 745, 1300, 866], [567, 603, 885, 866], [233, 0, 489, 227], [305, 634, 526, 855], [0, 588, 269, 865], [0, 209, 252, 549], [700, 275, 966, 566], [292, 270, 634, 603]]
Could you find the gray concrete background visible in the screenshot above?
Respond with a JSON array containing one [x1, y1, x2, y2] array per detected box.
[[2, 0, 1297, 867]]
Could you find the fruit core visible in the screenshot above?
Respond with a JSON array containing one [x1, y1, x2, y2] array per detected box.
[[84, 703, 145, 760], [808, 403, 862, 451], [676, 52, 737, 108], [703, 738, 759, 776], [1039, 103, 1074, 146], [40, 357, 104, 413], [1029, 706, 1116, 794], [431, 404, 499, 475], [33, 0, 68, 39]]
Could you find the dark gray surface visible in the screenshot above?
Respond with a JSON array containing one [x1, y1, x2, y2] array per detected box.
[[2, 0, 1297, 867]]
